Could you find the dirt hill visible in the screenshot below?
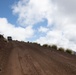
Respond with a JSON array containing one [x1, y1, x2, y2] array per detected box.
[[0, 38, 76, 75]]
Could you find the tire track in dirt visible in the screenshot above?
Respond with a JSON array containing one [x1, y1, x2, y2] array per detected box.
[[3, 47, 23, 75], [1, 41, 76, 75], [18, 43, 65, 75], [17, 44, 46, 75], [26, 43, 76, 75]]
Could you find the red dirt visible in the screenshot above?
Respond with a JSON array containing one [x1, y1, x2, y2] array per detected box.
[[0, 40, 76, 75]]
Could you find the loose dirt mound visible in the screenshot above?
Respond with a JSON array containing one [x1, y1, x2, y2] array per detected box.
[[0, 40, 76, 75]]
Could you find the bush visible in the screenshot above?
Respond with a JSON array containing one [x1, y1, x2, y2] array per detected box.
[[0, 34, 4, 40], [66, 49, 73, 54], [27, 41, 29, 43], [48, 45, 51, 48], [43, 44, 48, 47], [0, 34, 7, 41], [33, 42, 41, 46], [51, 45, 57, 50], [0, 34, 3, 38], [58, 47, 65, 52]]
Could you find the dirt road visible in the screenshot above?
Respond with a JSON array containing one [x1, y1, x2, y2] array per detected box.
[[0, 41, 76, 75]]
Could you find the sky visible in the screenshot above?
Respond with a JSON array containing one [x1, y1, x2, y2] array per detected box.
[[0, 0, 76, 51]]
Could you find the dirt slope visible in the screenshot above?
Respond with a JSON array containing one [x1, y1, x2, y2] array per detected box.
[[0, 40, 76, 75]]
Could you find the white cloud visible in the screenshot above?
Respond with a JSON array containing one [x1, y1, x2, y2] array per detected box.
[[12, 0, 54, 26], [38, 26, 48, 33], [0, 18, 34, 41], [12, 0, 76, 51], [36, 30, 62, 45], [36, 30, 76, 51]]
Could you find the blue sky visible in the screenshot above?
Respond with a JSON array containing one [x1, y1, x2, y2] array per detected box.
[[0, 0, 18, 25], [0, 0, 76, 51]]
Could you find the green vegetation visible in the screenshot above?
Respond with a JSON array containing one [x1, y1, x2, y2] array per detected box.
[[66, 49, 73, 54], [33, 42, 41, 46], [1, 34, 74, 55], [43, 44, 48, 47], [48, 45, 51, 48], [27, 41, 29, 43], [0, 34, 4, 38], [58, 47, 65, 52], [51, 45, 57, 50], [0, 34, 7, 42]]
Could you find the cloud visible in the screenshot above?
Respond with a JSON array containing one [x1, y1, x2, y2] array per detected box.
[[36, 30, 76, 51], [53, 0, 76, 15], [38, 26, 48, 33], [12, 0, 76, 51], [36, 19, 76, 51], [0, 18, 34, 41], [12, 0, 54, 26]]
